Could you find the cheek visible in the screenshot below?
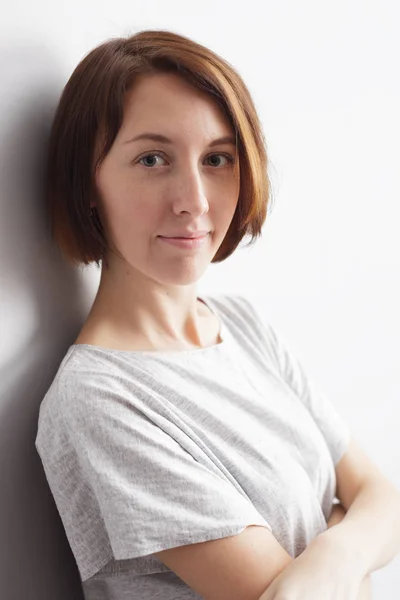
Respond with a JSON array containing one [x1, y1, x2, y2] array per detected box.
[[105, 179, 155, 220], [217, 174, 240, 206], [111, 199, 163, 244]]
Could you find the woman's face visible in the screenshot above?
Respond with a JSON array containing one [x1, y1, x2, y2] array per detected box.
[[93, 71, 240, 285]]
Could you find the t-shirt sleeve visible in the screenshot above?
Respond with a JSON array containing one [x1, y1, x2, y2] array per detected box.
[[57, 376, 271, 567], [241, 295, 351, 467]]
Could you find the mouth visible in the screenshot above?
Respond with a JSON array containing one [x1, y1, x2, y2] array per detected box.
[[160, 236, 204, 239], [158, 233, 209, 249], [158, 232, 210, 239]]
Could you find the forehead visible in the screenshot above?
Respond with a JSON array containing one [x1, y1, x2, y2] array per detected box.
[[119, 72, 234, 141]]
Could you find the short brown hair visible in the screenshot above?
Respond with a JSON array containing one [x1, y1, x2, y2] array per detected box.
[[46, 29, 274, 268]]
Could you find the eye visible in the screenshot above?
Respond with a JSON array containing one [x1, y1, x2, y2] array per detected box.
[[137, 153, 167, 168], [136, 152, 235, 168], [205, 153, 235, 167]]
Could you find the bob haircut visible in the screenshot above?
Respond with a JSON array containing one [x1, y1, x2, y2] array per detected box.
[[46, 29, 274, 269]]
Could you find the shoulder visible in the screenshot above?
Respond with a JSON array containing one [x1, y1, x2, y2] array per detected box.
[[203, 292, 272, 324], [35, 348, 115, 440], [205, 292, 276, 341]]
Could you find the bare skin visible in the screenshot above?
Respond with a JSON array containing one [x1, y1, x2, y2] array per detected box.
[[76, 71, 240, 353], [327, 503, 372, 599]]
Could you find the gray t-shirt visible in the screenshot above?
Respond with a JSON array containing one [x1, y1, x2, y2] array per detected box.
[[35, 293, 351, 600]]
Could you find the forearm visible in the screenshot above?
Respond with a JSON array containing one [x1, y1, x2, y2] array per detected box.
[[327, 502, 372, 600], [319, 477, 400, 577], [258, 500, 374, 600]]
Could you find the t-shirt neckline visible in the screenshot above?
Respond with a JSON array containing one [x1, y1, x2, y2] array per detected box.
[[68, 294, 228, 357]]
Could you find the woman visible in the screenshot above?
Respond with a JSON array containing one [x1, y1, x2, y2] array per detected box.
[[35, 29, 394, 600]]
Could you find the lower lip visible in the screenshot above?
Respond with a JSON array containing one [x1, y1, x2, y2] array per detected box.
[[158, 234, 208, 249]]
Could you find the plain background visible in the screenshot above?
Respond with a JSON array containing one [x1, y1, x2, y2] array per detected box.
[[1, 1, 399, 598]]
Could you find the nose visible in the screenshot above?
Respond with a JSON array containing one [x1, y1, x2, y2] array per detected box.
[[170, 162, 210, 217]]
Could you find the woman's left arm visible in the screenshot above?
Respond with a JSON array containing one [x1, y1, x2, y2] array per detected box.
[[327, 502, 372, 600], [319, 435, 400, 576], [318, 474, 400, 576], [259, 478, 400, 600], [258, 437, 400, 600]]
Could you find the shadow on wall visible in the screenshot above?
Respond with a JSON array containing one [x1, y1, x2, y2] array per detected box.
[[0, 41, 96, 600]]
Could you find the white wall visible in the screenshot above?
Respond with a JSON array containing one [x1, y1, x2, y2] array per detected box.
[[1, 1, 399, 598]]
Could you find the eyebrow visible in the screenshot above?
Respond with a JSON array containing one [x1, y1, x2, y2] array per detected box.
[[123, 132, 236, 147]]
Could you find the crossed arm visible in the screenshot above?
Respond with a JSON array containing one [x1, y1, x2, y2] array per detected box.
[[327, 503, 372, 600], [314, 434, 400, 600], [259, 437, 400, 599]]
